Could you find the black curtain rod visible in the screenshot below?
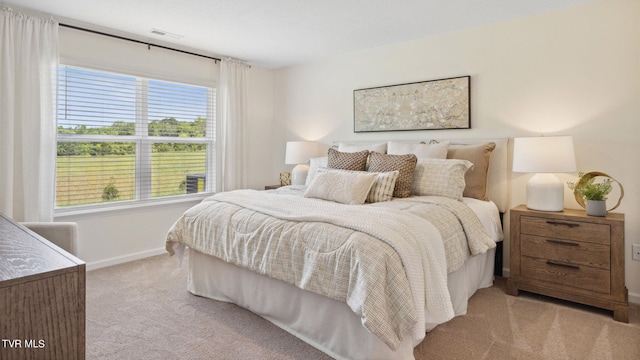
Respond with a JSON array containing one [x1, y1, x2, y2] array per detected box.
[[59, 23, 221, 63]]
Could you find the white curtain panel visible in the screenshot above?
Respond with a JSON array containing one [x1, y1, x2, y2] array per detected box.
[[219, 58, 249, 191], [0, 8, 59, 221]]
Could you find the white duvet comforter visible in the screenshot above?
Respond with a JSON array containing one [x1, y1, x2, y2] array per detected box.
[[166, 189, 494, 350]]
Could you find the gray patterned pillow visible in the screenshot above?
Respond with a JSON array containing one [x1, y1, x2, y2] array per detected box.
[[412, 158, 473, 201], [367, 152, 417, 198], [327, 148, 369, 171]]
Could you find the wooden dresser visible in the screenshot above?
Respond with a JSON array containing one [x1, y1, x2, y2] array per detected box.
[[507, 205, 628, 322], [0, 214, 85, 360]]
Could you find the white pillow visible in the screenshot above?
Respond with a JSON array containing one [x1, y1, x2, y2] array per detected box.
[[338, 142, 387, 153], [412, 158, 473, 201], [387, 141, 450, 159], [304, 168, 377, 205], [366, 171, 400, 203], [305, 157, 328, 186]]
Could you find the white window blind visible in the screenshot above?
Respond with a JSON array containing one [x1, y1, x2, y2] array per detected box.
[[56, 66, 215, 209]]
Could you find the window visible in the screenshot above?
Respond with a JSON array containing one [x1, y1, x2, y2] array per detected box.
[[55, 66, 215, 209]]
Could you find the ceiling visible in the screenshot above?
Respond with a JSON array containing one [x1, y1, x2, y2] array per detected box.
[[3, 0, 595, 69]]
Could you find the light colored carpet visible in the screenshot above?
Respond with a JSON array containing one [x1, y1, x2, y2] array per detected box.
[[86, 254, 640, 359]]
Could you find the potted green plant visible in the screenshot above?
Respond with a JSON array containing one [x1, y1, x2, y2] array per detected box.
[[567, 172, 613, 216]]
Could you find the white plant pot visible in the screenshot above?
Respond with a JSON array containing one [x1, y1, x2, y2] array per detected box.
[[586, 200, 607, 217]]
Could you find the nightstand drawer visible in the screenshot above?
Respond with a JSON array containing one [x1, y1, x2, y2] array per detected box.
[[521, 234, 610, 269], [521, 216, 610, 246], [521, 256, 610, 294]]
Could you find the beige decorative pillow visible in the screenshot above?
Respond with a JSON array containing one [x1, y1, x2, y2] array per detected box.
[[447, 143, 496, 200], [367, 152, 417, 198], [366, 171, 400, 203], [412, 159, 473, 201], [304, 168, 377, 205], [387, 141, 450, 159], [305, 157, 328, 186], [327, 148, 369, 171]]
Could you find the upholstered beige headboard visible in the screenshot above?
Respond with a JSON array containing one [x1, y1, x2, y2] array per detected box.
[[331, 138, 510, 213]]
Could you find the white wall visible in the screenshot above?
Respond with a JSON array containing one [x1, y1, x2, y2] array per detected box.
[[56, 202, 199, 270], [59, 26, 219, 87], [273, 0, 640, 302], [245, 66, 277, 189], [56, 26, 276, 269]]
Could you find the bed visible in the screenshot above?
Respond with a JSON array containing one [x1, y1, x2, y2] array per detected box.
[[166, 138, 509, 360]]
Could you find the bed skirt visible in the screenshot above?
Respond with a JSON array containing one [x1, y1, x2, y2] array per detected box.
[[187, 247, 495, 360]]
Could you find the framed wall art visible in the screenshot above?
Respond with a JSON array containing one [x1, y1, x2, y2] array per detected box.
[[353, 75, 470, 132]]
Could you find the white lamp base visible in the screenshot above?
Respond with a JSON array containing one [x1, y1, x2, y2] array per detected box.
[[291, 164, 309, 186], [526, 173, 565, 212]]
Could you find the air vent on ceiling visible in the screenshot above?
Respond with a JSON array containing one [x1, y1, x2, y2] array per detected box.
[[149, 28, 183, 40]]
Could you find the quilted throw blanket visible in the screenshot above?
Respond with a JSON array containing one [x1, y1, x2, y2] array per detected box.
[[166, 189, 494, 350]]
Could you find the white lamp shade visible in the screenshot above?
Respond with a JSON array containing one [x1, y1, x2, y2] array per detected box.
[[285, 141, 318, 165], [513, 136, 577, 212], [513, 136, 577, 173]]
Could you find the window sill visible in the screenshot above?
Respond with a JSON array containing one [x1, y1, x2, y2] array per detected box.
[[54, 193, 212, 219]]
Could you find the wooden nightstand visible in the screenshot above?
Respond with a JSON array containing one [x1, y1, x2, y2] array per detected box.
[[507, 205, 628, 322]]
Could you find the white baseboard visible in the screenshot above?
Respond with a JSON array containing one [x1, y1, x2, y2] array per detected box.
[[86, 247, 167, 271]]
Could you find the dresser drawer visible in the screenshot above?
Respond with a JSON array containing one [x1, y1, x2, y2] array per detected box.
[[521, 216, 610, 245], [521, 234, 610, 269], [521, 256, 610, 294]]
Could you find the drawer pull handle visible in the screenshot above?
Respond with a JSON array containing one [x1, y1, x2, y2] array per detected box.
[[546, 220, 580, 228], [546, 239, 579, 247], [546, 260, 580, 270]]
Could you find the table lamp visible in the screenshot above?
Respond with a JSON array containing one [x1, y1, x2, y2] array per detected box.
[[513, 136, 577, 211], [285, 141, 318, 185]]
